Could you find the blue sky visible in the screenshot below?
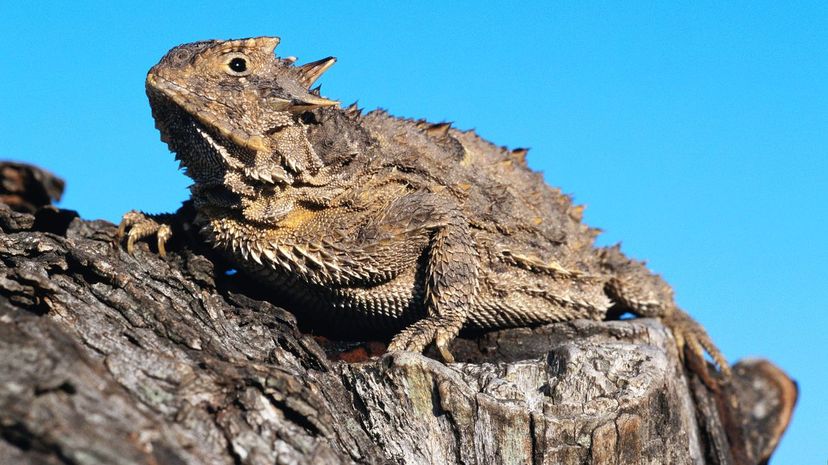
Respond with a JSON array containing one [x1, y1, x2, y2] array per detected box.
[[1, 2, 825, 462]]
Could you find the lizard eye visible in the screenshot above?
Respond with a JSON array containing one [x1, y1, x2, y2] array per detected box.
[[229, 58, 247, 72], [224, 53, 251, 76]]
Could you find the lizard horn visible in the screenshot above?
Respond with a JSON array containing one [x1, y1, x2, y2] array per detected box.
[[290, 94, 340, 112], [268, 94, 340, 113], [252, 37, 281, 55], [295, 57, 337, 89], [268, 95, 340, 113]]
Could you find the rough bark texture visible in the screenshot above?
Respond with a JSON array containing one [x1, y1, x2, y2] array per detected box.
[[0, 163, 796, 465]]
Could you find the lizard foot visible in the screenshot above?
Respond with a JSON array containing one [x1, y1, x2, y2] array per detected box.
[[664, 308, 731, 389], [387, 318, 462, 363], [117, 210, 173, 257]]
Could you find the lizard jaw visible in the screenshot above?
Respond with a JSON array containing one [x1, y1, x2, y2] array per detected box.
[[146, 73, 269, 154]]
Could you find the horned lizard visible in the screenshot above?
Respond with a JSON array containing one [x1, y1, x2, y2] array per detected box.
[[119, 37, 729, 380]]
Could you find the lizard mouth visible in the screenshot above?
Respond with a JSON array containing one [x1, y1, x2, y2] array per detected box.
[[146, 73, 268, 154], [147, 77, 296, 188]]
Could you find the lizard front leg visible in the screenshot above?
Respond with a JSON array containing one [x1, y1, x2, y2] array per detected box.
[[117, 202, 196, 257], [118, 210, 175, 256], [385, 204, 480, 363]]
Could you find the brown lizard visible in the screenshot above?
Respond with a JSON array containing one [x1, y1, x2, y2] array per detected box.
[[119, 37, 729, 381]]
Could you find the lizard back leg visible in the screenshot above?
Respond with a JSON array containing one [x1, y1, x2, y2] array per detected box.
[[600, 245, 731, 385]]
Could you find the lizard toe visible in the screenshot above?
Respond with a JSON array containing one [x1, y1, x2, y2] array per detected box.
[[156, 224, 173, 257], [117, 210, 145, 238], [434, 325, 461, 363], [665, 309, 731, 389], [388, 319, 438, 355], [388, 318, 461, 363]]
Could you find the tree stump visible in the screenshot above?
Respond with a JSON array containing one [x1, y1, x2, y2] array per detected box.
[[0, 162, 796, 465]]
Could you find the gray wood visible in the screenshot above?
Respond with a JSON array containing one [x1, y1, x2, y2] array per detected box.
[[0, 163, 795, 465]]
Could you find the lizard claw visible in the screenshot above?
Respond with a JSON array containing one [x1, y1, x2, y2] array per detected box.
[[117, 210, 173, 257], [388, 318, 460, 363], [664, 308, 731, 389]]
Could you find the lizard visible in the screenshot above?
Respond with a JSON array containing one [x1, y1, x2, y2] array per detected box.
[[119, 37, 730, 382]]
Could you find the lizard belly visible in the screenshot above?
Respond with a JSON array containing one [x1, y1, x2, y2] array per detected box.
[[236, 257, 427, 332]]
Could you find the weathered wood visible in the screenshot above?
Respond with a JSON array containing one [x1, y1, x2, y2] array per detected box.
[[0, 163, 796, 465]]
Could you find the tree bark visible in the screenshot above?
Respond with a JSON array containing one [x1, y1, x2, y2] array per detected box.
[[0, 163, 796, 465]]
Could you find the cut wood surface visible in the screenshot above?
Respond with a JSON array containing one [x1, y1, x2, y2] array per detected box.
[[0, 163, 796, 465]]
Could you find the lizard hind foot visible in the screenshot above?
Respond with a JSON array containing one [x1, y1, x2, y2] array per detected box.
[[387, 318, 461, 363], [664, 308, 732, 388], [117, 210, 173, 257]]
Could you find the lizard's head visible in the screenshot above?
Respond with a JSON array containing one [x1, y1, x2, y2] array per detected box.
[[146, 37, 338, 186]]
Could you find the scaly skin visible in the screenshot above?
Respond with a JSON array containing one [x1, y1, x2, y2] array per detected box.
[[119, 37, 729, 381]]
